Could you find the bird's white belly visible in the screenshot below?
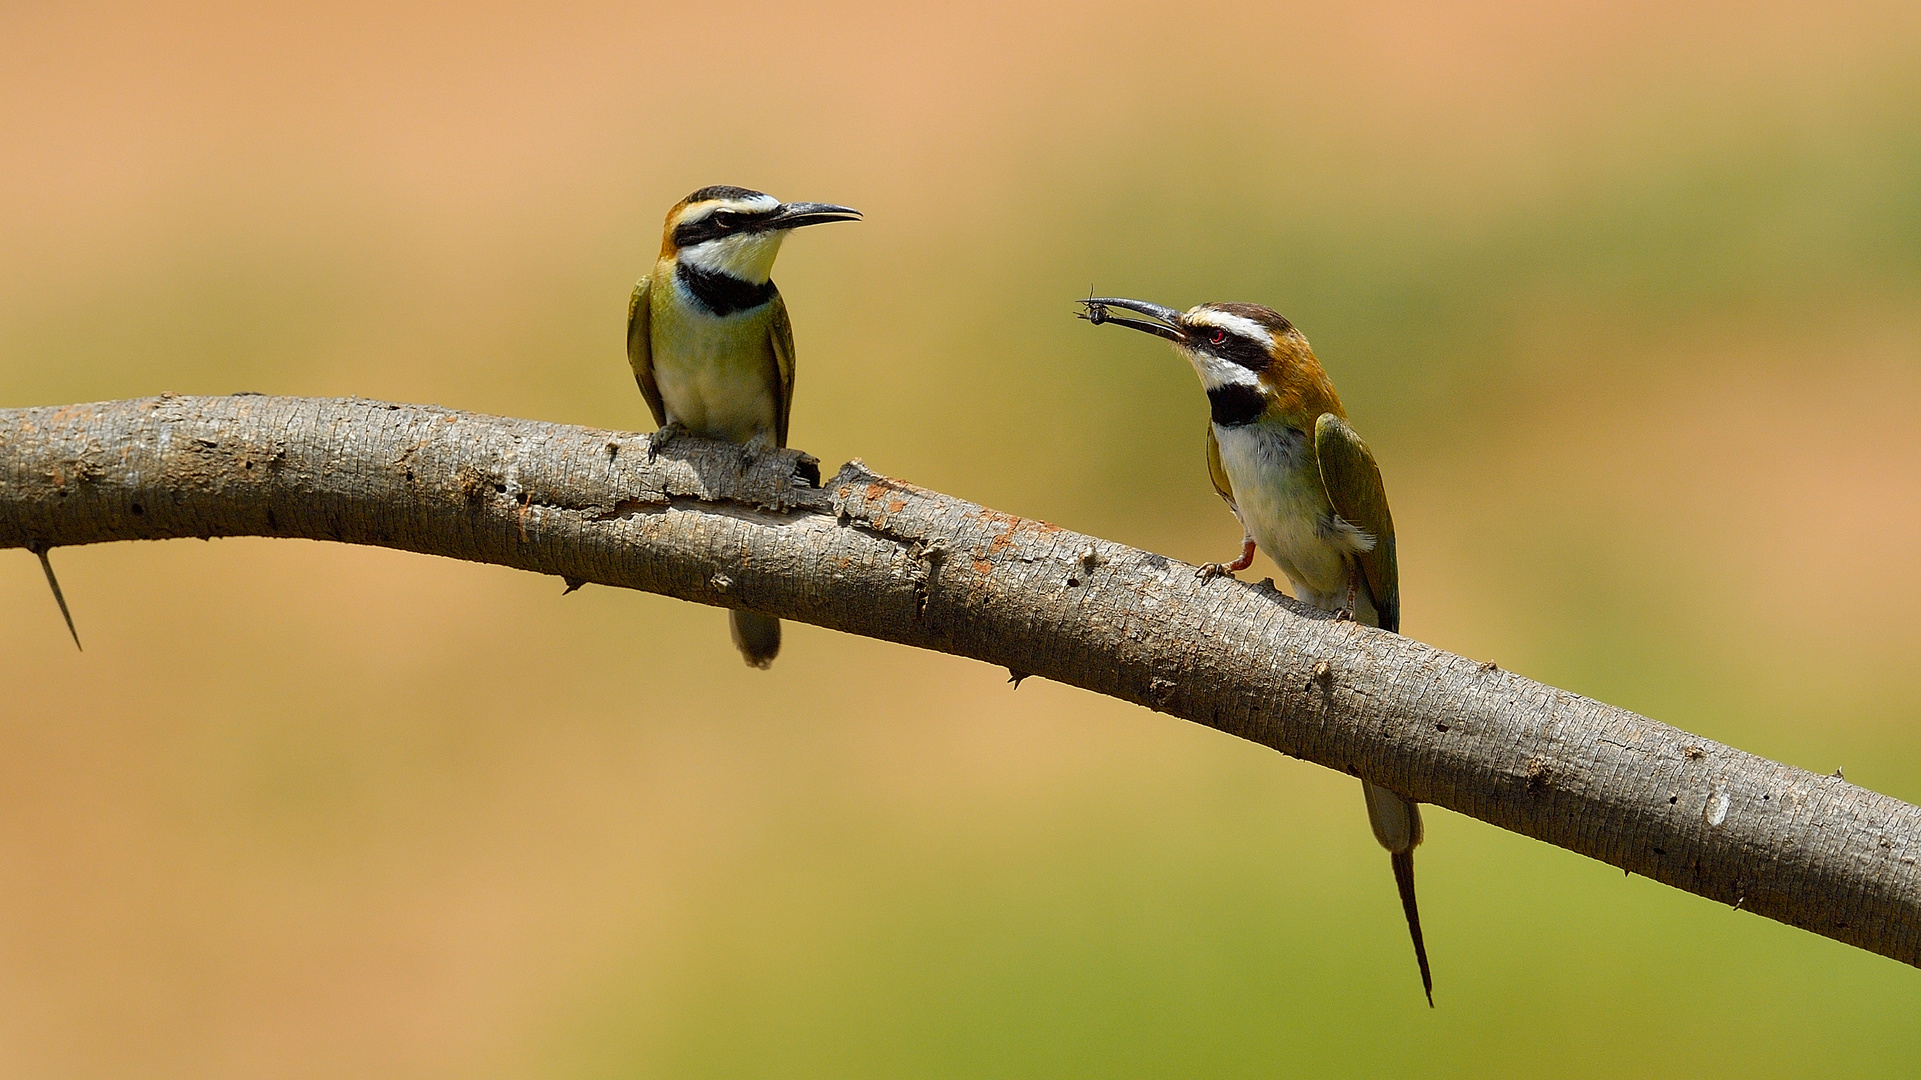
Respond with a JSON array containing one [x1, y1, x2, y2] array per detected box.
[[651, 314, 778, 443], [1214, 422, 1351, 608]]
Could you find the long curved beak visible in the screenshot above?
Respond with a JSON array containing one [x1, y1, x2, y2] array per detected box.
[[1076, 296, 1186, 342], [766, 202, 863, 229]]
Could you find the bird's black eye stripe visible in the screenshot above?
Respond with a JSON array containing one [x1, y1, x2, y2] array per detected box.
[[673, 208, 775, 248], [1196, 326, 1270, 371]]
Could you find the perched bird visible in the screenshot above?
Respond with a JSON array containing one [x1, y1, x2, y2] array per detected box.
[[628, 185, 860, 668], [1078, 295, 1431, 1005]]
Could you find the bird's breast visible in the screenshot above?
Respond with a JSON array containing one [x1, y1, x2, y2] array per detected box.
[[1213, 421, 1351, 603], [650, 282, 780, 442]]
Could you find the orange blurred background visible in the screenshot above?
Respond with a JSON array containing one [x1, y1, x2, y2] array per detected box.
[[3, 2, 1920, 1076]]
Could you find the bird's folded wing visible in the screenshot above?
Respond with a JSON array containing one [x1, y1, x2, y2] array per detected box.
[[1313, 413, 1399, 633], [1205, 426, 1239, 512], [627, 277, 665, 428], [768, 290, 796, 448]]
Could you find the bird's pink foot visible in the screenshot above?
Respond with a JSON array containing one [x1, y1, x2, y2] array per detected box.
[[1196, 538, 1258, 580]]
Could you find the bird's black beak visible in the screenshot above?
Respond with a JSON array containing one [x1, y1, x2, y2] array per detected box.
[[765, 202, 863, 230], [1076, 296, 1187, 342]]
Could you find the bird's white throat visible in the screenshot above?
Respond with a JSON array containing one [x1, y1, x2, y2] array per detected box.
[[1176, 344, 1263, 391], [678, 231, 789, 285]]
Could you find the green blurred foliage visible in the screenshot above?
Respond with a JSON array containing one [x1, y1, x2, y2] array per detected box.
[[2, 3, 1919, 1077]]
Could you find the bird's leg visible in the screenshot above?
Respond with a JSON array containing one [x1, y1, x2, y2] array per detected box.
[[645, 420, 686, 461], [1197, 534, 1258, 580], [1336, 562, 1360, 621]]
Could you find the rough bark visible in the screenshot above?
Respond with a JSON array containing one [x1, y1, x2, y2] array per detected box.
[[3, 395, 1918, 968]]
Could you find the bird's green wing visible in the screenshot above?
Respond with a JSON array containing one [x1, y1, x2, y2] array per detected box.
[[767, 289, 797, 448], [1314, 413, 1399, 633], [627, 276, 666, 428], [1205, 426, 1238, 511]]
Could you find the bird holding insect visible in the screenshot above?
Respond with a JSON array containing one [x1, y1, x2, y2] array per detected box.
[[1079, 295, 1431, 1005]]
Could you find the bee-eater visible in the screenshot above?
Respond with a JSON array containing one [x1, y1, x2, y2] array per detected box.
[[1078, 296, 1432, 1005], [628, 186, 860, 668]]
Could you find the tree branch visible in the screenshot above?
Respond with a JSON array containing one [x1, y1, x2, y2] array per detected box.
[[4, 395, 1918, 968]]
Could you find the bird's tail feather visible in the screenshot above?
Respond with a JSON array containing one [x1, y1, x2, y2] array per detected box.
[[730, 610, 781, 669], [1391, 850, 1433, 1007], [1362, 780, 1431, 1006]]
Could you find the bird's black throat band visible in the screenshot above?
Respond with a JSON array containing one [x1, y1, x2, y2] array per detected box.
[[677, 262, 778, 317], [1207, 383, 1266, 427]]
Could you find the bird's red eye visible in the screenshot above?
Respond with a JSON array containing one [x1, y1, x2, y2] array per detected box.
[[1210, 329, 1228, 345]]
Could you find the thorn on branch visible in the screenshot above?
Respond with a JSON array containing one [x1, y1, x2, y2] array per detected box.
[[562, 576, 587, 595], [26, 543, 82, 651], [1008, 669, 1030, 688]]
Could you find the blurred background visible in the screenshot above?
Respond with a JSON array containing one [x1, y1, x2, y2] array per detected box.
[[3, 1, 1920, 1075]]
